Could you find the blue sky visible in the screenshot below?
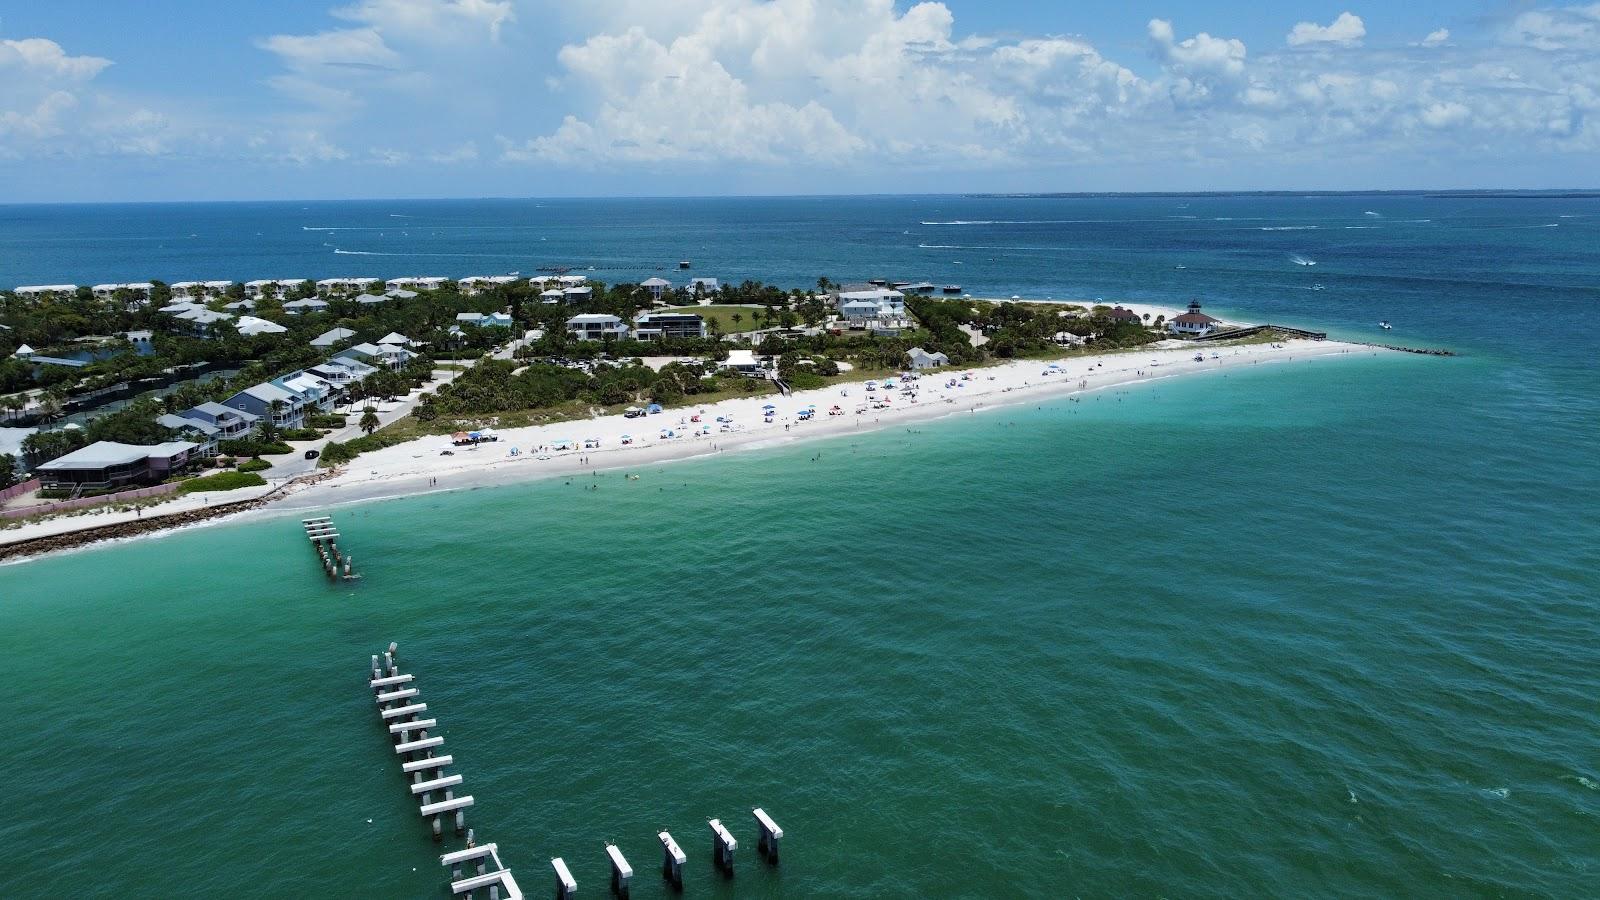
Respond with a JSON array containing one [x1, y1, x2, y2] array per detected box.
[[1, 1, 1596, 200]]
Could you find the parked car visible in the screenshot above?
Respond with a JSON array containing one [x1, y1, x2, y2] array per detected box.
[[304, 449, 320, 460]]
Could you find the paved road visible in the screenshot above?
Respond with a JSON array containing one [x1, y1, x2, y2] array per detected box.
[[269, 367, 463, 479]]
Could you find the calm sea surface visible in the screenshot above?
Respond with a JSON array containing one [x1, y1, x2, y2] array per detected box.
[[1, 196, 1597, 897]]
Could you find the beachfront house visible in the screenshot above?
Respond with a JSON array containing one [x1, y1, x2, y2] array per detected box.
[[274, 372, 337, 412], [92, 282, 154, 303], [14, 285, 78, 301], [156, 414, 221, 457], [244, 279, 309, 300], [566, 313, 629, 341], [316, 277, 380, 296], [235, 315, 288, 337], [386, 276, 449, 293], [310, 327, 357, 348], [1168, 300, 1222, 337], [177, 402, 260, 440], [34, 440, 197, 492], [1106, 306, 1141, 324], [722, 348, 765, 376], [684, 277, 720, 300], [837, 289, 906, 320], [282, 297, 331, 315], [171, 280, 233, 299], [225, 382, 309, 429], [633, 312, 707, 340], [640, 277, 672, 301], [907, 347, 949, 370], [458, 275, 519, 295]]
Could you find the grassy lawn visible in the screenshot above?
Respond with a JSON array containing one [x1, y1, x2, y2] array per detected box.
[[658, 305, 767, 333]]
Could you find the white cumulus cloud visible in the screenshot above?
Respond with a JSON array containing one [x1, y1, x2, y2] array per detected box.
[[1287, 12, 1367, 47]]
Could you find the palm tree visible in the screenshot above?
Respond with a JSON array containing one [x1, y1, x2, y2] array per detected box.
[[359, 406, 380, 436], [731, 312, 743, 328]]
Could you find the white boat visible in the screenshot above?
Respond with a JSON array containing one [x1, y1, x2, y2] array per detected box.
[[1379, 321, 1393, 330]]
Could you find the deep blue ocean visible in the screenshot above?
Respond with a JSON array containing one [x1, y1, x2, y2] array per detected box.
[[1, 195, 1597, 897]]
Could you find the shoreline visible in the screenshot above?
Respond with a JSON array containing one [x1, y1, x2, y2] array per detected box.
[[0, 338, 1387, 562]]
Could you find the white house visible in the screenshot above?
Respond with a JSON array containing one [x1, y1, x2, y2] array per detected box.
[[92, 282, 153, 301], [458, 275, 519, 295], [1168, 300, 1222, 337], [245, 278, 310, 299], [386, 276, 449, 293], [455, 311, 514, 328], [282, 297, 331, 315], [310, 327, 357, 348], [907, 347, 949, 370], [722, 348, 764, 375], [316, 277, 380, 295], [385, 288, 418, 300], [837, 289, 905, 320], [686, 277, 719, 297], [236, 315, 288, 337], [562, 286, 593, 304], [539, 289, 566, 304], [170, 280, 232, 298], [566, 313, 629, 341], [352, 292, 388, 306], [556, 274, 588, 287], [13, 285, 77, 300], [640, 277, 672, 301]]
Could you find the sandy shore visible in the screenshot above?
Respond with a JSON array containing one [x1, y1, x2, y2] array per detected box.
[[269, 338, 1377, 513], [0, 337, 1383, 557]]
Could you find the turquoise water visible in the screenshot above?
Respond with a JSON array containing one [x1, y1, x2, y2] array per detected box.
[[3, 194, 1599, 895], [3, 350, 1597, 897]]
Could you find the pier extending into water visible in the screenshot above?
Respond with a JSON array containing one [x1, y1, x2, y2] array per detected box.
[[367, 641, 788, 897], [304, 516, 360, 580]]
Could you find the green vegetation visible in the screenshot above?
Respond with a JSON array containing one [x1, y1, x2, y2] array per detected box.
[[307, 413, 347, 429], [177, 471, 267, 493], [218, 438, 293, 457], [279, 427, 322, 441], [319, 431, 413, 467], [236, 458, 272, 472]]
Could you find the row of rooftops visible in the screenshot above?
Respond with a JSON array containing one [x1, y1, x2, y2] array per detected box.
[[14, 273, 668, 299]]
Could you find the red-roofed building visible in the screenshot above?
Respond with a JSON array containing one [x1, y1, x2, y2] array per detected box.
[[1169, 300, 1221, 336], [1107, 306, 1140, 323]]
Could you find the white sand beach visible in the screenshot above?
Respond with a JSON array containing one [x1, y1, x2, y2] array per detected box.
[[0, 337, 1384, 553], [270, 337, 1378, 512]]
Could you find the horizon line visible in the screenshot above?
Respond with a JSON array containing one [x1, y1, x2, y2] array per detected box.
[[3, 187, 1600, 207]]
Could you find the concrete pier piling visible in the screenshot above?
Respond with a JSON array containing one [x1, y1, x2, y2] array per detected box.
[[709, 819, 737, 875], [658, 832, 686, 889], [370, 643, 532, 898], [605, 843, 632, 898], [753, 808, 783, 864], [552, 858, 577, 900], [303, 516, 360, 580]]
